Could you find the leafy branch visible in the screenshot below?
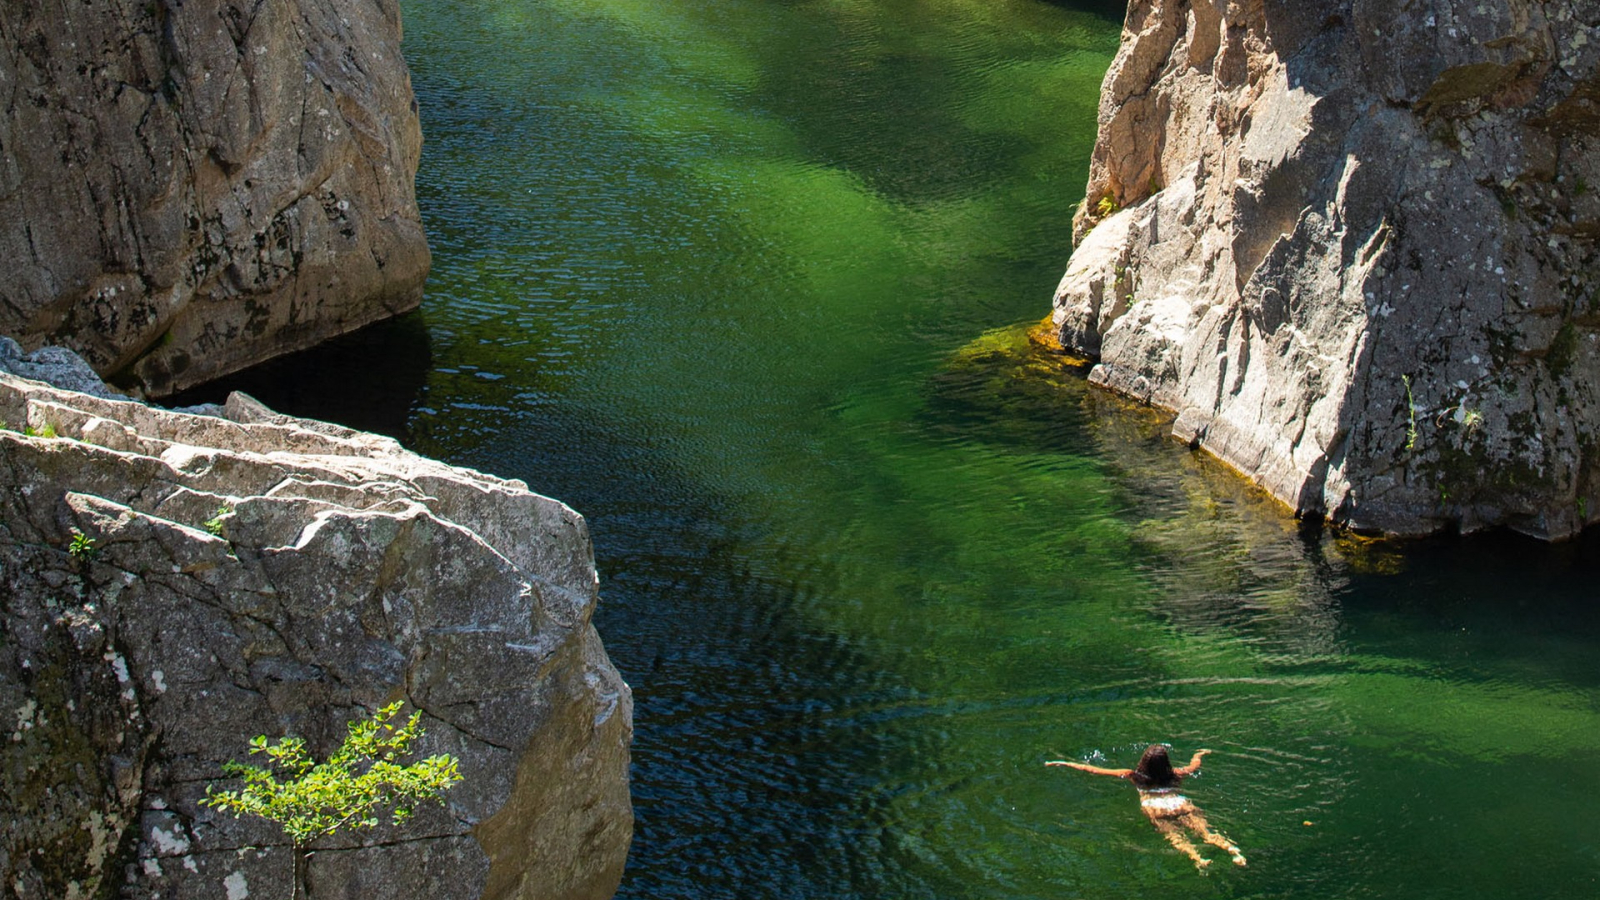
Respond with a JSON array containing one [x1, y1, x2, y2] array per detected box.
[[203, 702, 462, 899]]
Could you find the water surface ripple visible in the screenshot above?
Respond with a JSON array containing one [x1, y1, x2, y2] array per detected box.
[[195, 1, 1600, 896]]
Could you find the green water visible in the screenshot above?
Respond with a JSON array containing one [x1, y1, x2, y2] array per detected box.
[[219, 0, 1600, 895]]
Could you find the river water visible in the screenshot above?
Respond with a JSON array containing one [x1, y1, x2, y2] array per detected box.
[[192, 0, 1600, 896]]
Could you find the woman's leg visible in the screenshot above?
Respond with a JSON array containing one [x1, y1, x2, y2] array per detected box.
[[1148, 816, 1210, 869], [1182, 812, 1246, 866]]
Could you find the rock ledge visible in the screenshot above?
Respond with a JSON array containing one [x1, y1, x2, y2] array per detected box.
[[0, 356, 631, 899]]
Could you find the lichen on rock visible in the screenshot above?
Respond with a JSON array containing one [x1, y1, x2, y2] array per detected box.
[[1053, 0, 1600, 539], [0, 354, 632, 899]]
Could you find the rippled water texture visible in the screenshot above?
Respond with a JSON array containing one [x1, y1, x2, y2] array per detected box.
[[194, 0, 1600, 896]]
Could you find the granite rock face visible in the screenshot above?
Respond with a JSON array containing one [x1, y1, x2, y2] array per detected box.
[[0, 362, 632, 899], [1053, 0, 1600, 538], [0, 0, 430, 396]]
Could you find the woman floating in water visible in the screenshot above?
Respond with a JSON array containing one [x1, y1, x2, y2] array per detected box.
[[1047, 745, 1246, 870]]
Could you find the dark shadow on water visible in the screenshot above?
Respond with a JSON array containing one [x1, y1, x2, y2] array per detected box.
[[1334, 528, 1600, 661], [418, 402, 939, 898], [1041, 0, 1126, 24], [160, 312, 433, 441]]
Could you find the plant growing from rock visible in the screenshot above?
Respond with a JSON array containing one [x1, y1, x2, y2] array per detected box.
[[1439, 403, 1484, 437], [204, 702, 462, 900], [67, 528, 96, 559], [1401, 375, 1419, 452], [204, 505, 233, 537]]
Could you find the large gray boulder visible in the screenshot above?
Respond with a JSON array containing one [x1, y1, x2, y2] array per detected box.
[[0, 361, 632, 899], [0, 0, 430, 396], [1052, 0, 1600, 539]]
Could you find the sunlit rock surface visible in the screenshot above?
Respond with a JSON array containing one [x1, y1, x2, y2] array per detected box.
[[0, 0, 430, 396], [0, 346, 631, 900], [1053, 0, 1600, 539]]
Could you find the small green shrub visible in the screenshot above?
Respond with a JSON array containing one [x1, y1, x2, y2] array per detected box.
[[67, 528, 96, 559], [204, 702, 462, 900], [205, 505, 233, 537], [24, 422, 58, 439], [1096, 194, 1120, 217]]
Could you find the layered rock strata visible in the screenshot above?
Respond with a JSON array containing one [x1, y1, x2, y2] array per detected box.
[[0, 345, 632, 899], [1053, 0, 1600, 538], [0, 0, 430, 396]]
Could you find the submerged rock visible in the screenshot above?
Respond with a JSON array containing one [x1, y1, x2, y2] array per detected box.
[[0, 0, 430, 396], [0, 356, 631, 899], [1053, 0, 1600, 539]]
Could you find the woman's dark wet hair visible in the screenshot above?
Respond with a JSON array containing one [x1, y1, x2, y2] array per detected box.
[[1130, 744, 1180, 789]]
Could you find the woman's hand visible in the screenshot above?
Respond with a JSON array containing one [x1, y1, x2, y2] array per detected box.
[[1176, 749, 1212, 776]]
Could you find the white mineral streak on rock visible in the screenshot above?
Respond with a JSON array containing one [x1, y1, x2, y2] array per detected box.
[[1054, 0, 1600, 539], [0, 358, 633, 900]]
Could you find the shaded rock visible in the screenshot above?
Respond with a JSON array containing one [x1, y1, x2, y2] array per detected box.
[[0, 356, 631, 899], [0, 0, 430, 397], [0, 336, 122, 400], [1053, 0, 1600, 539]]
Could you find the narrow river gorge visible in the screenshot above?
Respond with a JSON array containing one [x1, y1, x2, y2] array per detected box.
[[188, 1, 1600, 897]]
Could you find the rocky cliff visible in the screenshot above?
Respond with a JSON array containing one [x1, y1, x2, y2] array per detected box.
[[1052, 0, 1600, 538], [0, 341, 632, 900], [0, 0, 430, 397]]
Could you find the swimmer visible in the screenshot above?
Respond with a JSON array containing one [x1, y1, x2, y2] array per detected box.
[[1047, 744, 1246, 870]]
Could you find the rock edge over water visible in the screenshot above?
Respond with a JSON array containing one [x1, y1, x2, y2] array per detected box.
[[1053, 0, 1600, 539], [0, 341, 632, 900], [0, 0, 430, 396]]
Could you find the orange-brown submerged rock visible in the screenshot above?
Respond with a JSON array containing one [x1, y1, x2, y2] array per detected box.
[[0, 0, 430, 396], [1053, 0, 1600, 540]]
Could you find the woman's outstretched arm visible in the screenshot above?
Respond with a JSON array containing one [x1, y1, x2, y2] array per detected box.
[[1046, 760, 1132, 778], [1173, 749, 1211, 777]]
